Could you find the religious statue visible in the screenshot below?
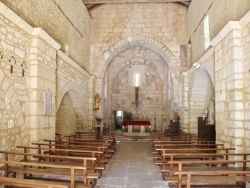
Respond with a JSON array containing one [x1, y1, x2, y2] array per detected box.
[[203, 109, 208, 121], [95, 93, 101, 110], [172, 103, 178, 120], [208, 100, 215, 124]]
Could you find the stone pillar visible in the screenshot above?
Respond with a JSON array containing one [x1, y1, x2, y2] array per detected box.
[[88, 76, 95, 130], [212, 22, 244, 151], [180, 72, 190, 132], [29, 28, 60, 142]]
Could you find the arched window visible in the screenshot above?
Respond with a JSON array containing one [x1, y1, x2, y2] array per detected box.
[[135, 73, 140, 87], [204, 15, 210, 50]]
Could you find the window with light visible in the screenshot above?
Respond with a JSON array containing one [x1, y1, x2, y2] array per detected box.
[[204, 15, 210, 50]]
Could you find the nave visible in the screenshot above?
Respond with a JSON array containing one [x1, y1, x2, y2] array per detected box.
[[96, 139, 168, 188]]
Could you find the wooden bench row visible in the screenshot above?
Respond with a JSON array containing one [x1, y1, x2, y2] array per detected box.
[[0, 131, 118, 188], [152, 132, 250, 188]]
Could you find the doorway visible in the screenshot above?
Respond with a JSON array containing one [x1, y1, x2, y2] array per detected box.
[[114, 110, 123, 130]]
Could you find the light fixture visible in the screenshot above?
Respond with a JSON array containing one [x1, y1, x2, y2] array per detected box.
[[193, 62, 200, 69]]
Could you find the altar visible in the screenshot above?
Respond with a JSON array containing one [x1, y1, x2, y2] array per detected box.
[[123, 120, 151, 133]]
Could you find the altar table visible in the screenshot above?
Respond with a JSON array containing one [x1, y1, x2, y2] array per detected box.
[[123, 120, 151, 133]]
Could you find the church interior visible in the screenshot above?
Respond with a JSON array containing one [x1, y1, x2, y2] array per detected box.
[[0, 0, 250, 187]]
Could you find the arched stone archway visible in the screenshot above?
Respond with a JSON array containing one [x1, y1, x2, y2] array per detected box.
[[97, 35, 179, 79], [102, 42, 173, 131], [189, 69, 215, 134], [56, 89, 85, 135]]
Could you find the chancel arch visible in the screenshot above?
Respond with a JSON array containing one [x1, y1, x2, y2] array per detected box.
[[102, 43, 172, 131], [96, 35, 179, 79], [189, 68, 215, 134]]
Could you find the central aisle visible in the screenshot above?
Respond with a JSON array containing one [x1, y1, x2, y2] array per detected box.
[[96, 140, 168, 188]]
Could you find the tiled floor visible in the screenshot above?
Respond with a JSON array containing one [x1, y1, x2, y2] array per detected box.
[[96, 140, 168, 188]]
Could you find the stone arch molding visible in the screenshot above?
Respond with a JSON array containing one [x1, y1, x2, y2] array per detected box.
[[112, 57, 164, 91], [189, 69, 215, 122], [99, 35, 179, 79]]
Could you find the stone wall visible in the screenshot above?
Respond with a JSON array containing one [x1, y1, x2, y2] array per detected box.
[[243, 21, 250, 153], [90, 3, 189, 129], [186, 0, 250, 61], [29, 28, 59, 143], [56, 93, 77, 136], [90, 3, 188, 74], [186, 9, 250, 151], [56, 51, 90, 131], [104, 46, 169, 131], [1, 0, 90, 69], [0, 2, 91, 157], [0, 5, 59, 161], [0, 13, 31, 153]]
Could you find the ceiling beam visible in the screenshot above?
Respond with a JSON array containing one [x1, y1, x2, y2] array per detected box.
[[175, 2, 189, 8], [87, 4, 104, 12], [82, 0, 191, 4]]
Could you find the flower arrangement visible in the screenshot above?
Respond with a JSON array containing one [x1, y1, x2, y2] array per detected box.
[[175, 114, 180, 121], [95, 116, 102, 121]]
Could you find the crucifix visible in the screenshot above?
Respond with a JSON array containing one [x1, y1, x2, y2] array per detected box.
[[9, 56, 16, 73], [21, 61, 26, 77], [132, 86, 142, 119]]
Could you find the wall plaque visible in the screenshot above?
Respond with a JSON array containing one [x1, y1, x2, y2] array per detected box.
[[44, 89, 52, 116]]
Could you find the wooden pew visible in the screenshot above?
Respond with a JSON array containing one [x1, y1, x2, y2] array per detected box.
[[154, 147, 236, 174], [16, 145, 106, 176], [153, 142, 224, 160], [0, 176, 69, 188], [31, 142, 111, 165], [0, 150, 98, 185], [168, 159, 250, 188], [0, 160, 91, 188], [73, 132, 116, 144], [154, 143, 224, 149], [175, 170, 250, 188], [45, 139, 115, 153], [155, 147, 235, 161], [162, 152, 250, 175], [153, 133, 196, 141]]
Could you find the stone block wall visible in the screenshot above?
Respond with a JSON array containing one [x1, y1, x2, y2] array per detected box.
[[90, 3, 189, 129], [103, 44, 171, 131], [0, 4, 59, 157], [186, 0, 250, 62], [56, 93, 77, 136], [1, 0, 90, 69], [243, 21, 250, 152], [28, 29, 59, 143], [56, 51, 90, 132], [90, 3, 188, 75], [185, 9, 250, 151], [0, 13, 30, 153], [0, 2, 91, 157]]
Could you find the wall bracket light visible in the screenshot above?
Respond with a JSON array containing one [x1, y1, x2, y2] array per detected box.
[[193, 62, 200, 69]]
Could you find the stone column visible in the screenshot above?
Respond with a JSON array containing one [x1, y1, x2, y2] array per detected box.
[[88, 76, 95, 130], [212, 22, 244, 151], [29, 28, 60, 142]]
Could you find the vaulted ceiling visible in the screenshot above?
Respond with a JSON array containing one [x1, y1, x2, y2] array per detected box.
[[82, 0, 192, 13]]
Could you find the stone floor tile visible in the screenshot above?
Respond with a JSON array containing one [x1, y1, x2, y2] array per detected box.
[[96, 140, 168, 188]]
